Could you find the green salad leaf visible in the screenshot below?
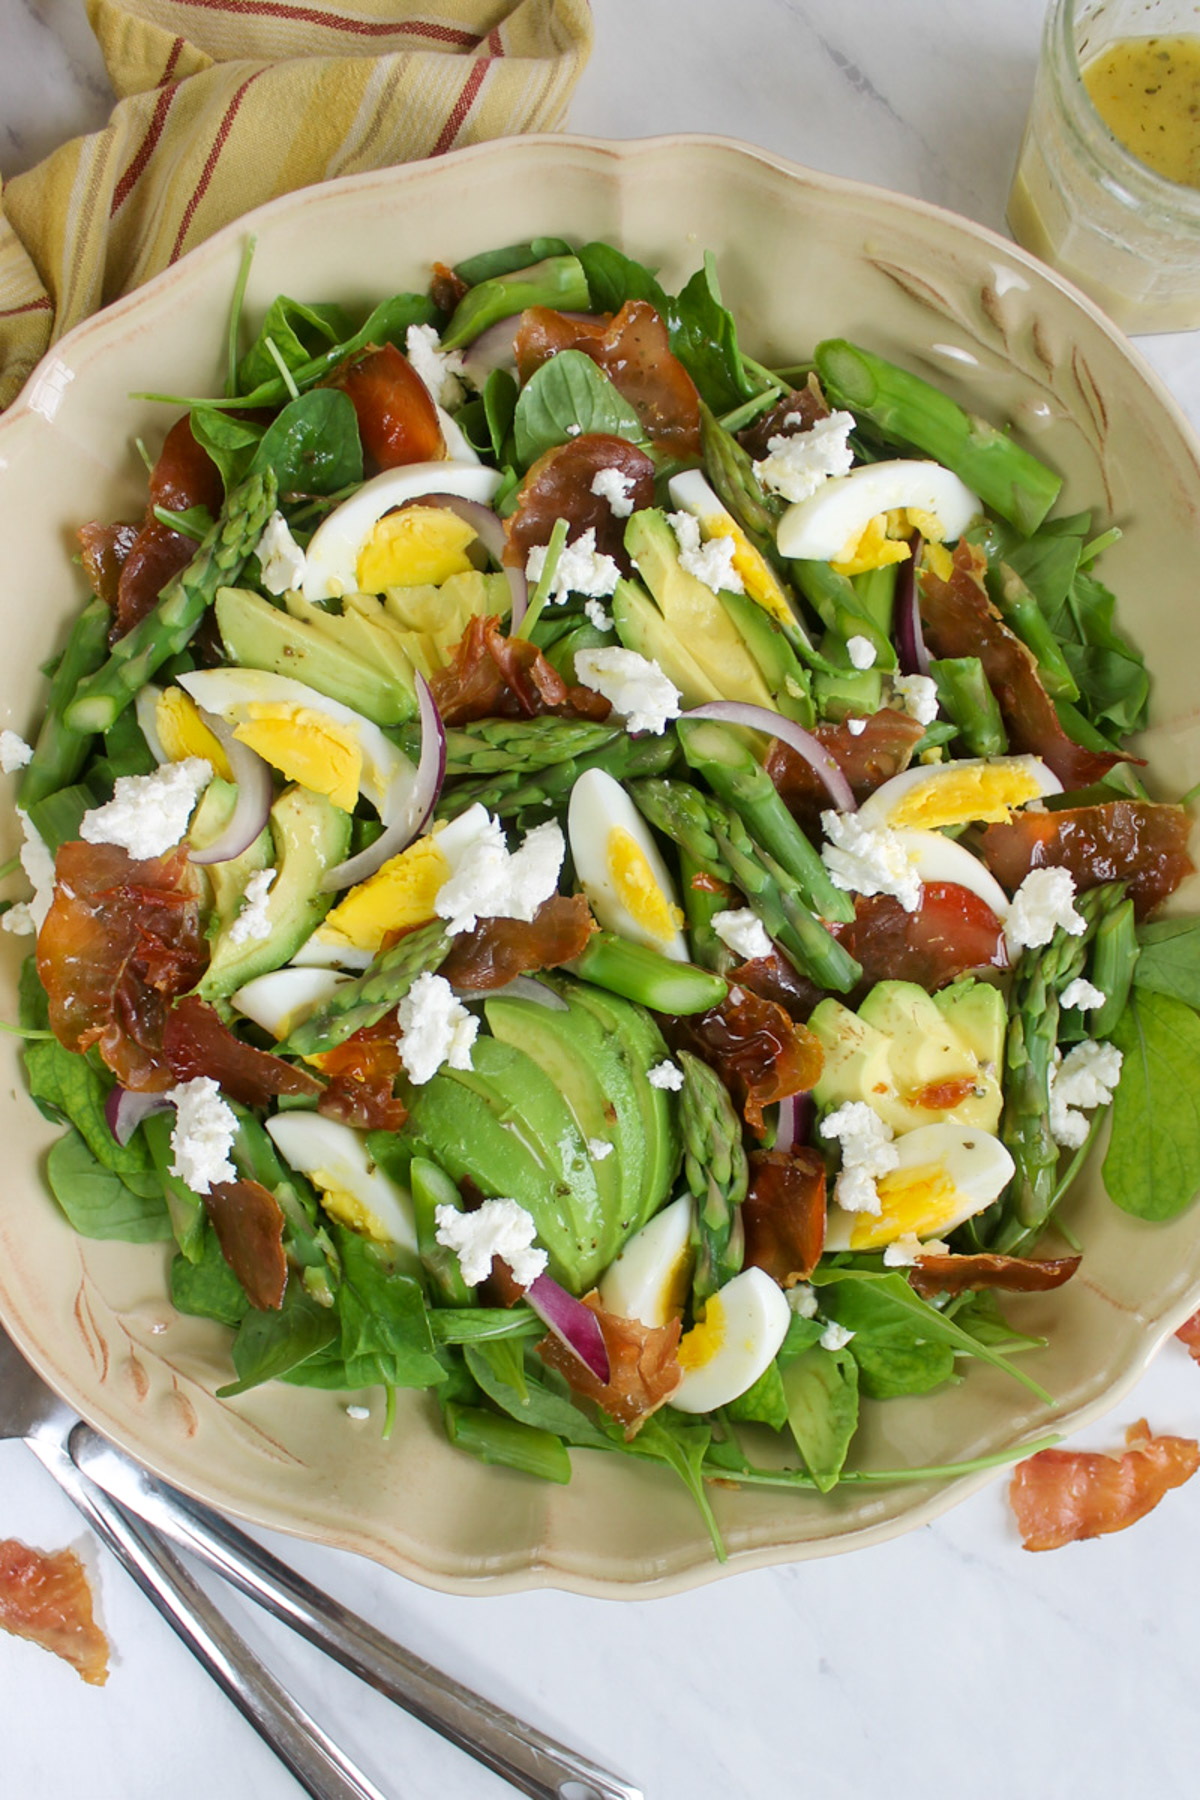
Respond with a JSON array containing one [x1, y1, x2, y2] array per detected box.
[[1133, 918, 1200, 1010], [1105, 989, 1200, 1220], [513, 349, 643, 467], [47, 1130, 172, 1243]]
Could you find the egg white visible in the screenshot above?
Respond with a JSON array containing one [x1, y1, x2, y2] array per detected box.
[[598, 1195, 694, 1329], [666, 468, 795, 627], [775, 459, 980, 561], [892, 827, 1012, 919], [232, 966, 350, 1039], [857, 754, 1062, 833], [568, 767, 688, 960], [265, 1112, 416, 1250], [823, 1120, 1015, 1251], [301, 461, 500, 602], [670, 1266, 792, 1414]]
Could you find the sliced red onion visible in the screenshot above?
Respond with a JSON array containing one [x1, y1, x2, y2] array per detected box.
[[189, 714, 275, 865], [683, 701, 856, 813], [895, 542, 931, 677], [505, 563, 529, 629], [459, 318, 519, 389], [320, 672, 445, 892], [774, 1092, 813, 1155], [526, 1273, 611, 1384], [105, 1086, 172, 1148], [455, 976, 568, 1010]]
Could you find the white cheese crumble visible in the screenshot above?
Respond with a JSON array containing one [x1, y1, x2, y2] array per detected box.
[[788, 1283, 819, 1318], [753, 410, 856, 502], [846, 718, 868, 737], [433, 1197, 548, 1287], [667, 511, 745, 596], [80, 757, 212, 860], [820, 1100, 899, 1215], [394, 971, 479, 1085], [0, 730, 33, 773], [526, 527, 620, 601], [433, 807, 565, 937], [573, 647, 681, 735], [846, 635, 877, 671], [820, 809, 922, 914], [590, 466, 637, 518], [167, 1076, 238, 1194], [891, 673, 940, 726], [405, 321, 467, 410], [17, 808, 58, 933], [228, 867, 277, 945], [1005, 867, 1086, 956], [883, 1233, 950, 1268], [1048, 1039, 1123, 1149], [588, 1137, 614, 1162], [2, 902, 34, 936], [820, 1320, 855, 1352], [1061, 977, 1107, 1013], [344, 1404, 371, 1421], [583, 597, 614, 632], [648, 1059, 684, 1091], [712, 907, 773, 962], [257, 511, 307, 596]]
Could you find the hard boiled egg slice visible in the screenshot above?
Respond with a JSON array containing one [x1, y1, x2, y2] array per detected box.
[[178, 667, 412, 819], [568, 767, 688, 961], [824, 1121, 1015, 1252], [892, 827, 1012, 919], [670, 1266, 791, 1414], [301, 462, 500, 602], [857, 755, 1062, 833], [266, 1112, 416, 1251], [667, 468, 796, 628], [598, 1195, 694, 1329], [775, 460, 980, 567], [232, 966, 350, 1040]]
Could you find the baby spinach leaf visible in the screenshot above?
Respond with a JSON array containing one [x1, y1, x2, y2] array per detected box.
[[237, 296, 354, 396], [190, 405, 264, 492], [1133, 918, 1200, 1010], [666, 253, 758, 415], [47, 1129, 172, 1242], [577, 241, 669, 315], [219, 1282, 340, 1396], [170, 1227, 251, 1329], [780, 1346, 859, 1492], [331, 1229, 443, 1390], [620, 1413, 725, 1560], [249, 388, 363, 496], [454, 237, 572, 286], [483, 367, 518, 462], [1105, 989, 1200, 1220], [727, 1359, 789, 1431], [851, 1338, 956, 1401], [23, 1027, 160, 1197], [513, 350, 642, 468], [429, 1307, 542, 1345], [463, 1344, 612, 1451]]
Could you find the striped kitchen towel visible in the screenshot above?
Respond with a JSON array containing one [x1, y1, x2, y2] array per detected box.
[[0, 0, 593, 408]]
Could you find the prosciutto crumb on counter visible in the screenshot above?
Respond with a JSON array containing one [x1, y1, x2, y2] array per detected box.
[[0, 1537, 110, 1684], [1009, 1420, 1199, 1551]]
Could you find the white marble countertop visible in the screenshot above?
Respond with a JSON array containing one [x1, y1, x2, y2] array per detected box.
[[4, 3, 1200, 1797]]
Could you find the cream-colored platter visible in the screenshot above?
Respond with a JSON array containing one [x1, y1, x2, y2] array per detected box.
[[2, 134, 1199, 1595]]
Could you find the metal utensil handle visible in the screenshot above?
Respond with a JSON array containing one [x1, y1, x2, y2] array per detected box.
[[72, 1423, 642, 1800], [28, 1437, 388, 1800]]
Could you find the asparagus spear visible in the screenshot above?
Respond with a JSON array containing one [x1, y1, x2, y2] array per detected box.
[[813, 339, 1063, 536], [64, 471, 277, 735], [437, 729, 678, 822], [20, 596, 111, 808], [282, 919, 451, 1056], [397, 715, 623, 778], [568, 931, 728, 1014], [679, 1049, 748, 1302], [680, 849, 737, 975], [698, 399, 782, 542], [788, 557, 898, 671], [929, 656, 1007, 756], [985, 562, 1079, 700]]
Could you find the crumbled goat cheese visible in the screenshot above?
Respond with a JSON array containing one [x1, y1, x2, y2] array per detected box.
[[667, 510, 745, 596], [788, 1284, 819, 1318], [583, 597, 614, 632], [433, 807, 565, 937], [167, 1076, 238, 1194], [257, 511, 307, 596], [395, 971, 479, 1085], [648, 1059, 685, 1091], [405, 322, 467, 410], [846, 635, 877, 671], [590, 466, 637, 518], [1061, 977, 1107, 1013], [820, 809, 922, 913], [81, 757, 212, 860], [344, 1404, 371, 1421], [820, 1100, 899, 1215], [434, 1197, 548, 1287], [526, 527, 620, 600], [228, 868, 276, 945], [883, 1233, 950, 1268], [846, 718, 868, 737], [0, 730, 33, 773], [820, 1321, 855, 1352], [588, 1137, 614, 1162], [17, 808, 58, 933], [2, 902, 34, 936], [573, 647, 681, 735], [1005, 866, 1086, 956], [753, 410, 856, 502], [1048, 1039, 1123, 1149], [712, 907, 773, 962], [891, 673, 939, 726]]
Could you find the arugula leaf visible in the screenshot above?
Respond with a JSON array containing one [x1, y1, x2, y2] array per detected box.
[[329, 1229, 444, 1390], [219, 1282, 340, 1396], [237, 296, 354, 396], [170, 1227, 251, 1329], [577, 241, 669, 314], [463, 1344, 612, 1451], [513, 350, 643, 468], [619, 1413, 726, 1561], [1105, 989, 1200, 1220], [47, 1129, 172, 1243], [851, 1338, 956, 1401], [249, 388, 363, 496], [780, 1346, 859, 1492], [726, 1359, 789, 1430], [1133, 918, 1200, 1010], [454, 237, 572, 286], [666, 253, 758, 415]]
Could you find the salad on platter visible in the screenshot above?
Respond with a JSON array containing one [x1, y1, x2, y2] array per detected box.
[[6, 233, 1200, 1558]]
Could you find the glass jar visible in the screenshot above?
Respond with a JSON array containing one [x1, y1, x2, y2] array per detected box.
[[1008, 0, 1200, 332]]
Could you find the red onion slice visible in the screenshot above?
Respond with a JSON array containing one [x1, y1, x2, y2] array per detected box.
[[895, 541, 931, 676], [189, 715, 275, 865], [453, 975, 569, 1010], [321, 672, 445, 892], [105, 1086, 172, 1147], [459, 318, 519, 389], [526, 1273, 611, 1384], [683, 701, 856, 813], [505, 564, 529, 630], [774, 1092, 813, 1155]]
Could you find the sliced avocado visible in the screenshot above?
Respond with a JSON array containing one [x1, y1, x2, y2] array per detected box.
[[717, 589, 815, 727], [288, 591, 419, 697], [810, 999, 895, 1119], [403, 1074, 565, 1256], [216, 585, 415, 726], [858, 982, 973, 1087], [612, 577, 726, 707], [933, 978, 1007, 1072], [383, 570, 510, 664], [813, 661, 884, 721], [199, 785, 352, 1001], [812, 979, 1003, 1135], [190, 776, 274, 920]]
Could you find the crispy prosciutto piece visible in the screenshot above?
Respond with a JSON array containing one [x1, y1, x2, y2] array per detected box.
[[430, 614, 612, 725], [673, 982, 824, 1136], [204, 1178, 287, 1310], [431, 260, 469, 314], [37, 842, 207, 1091], [504, 434, 656, 570], [515, 301, 702, 456], [919, 541, 1128, 788], [148, 413, 224, 518], [766, 709, 925, 832], [1176, 1309, 1200, 1360], [77, 520, 140, 608], [0, 1538, 109, 1685], [315, 1015, 407, 1132], [1010, 1420, 1199, 1551], [537, 1292, 682, 1437], [726, 948, 826, 1025], [980, 800, 1193, 920], [163, 995, 321, 1105], [908, 1251, 1080, 1299], [735, 375, 830, 462], [742, 1147, 827, 1286], [835, 882, 1008, 995], [441, 894, 596, 990], [112, 518, 196, 640], [324, 340, 444, 469]]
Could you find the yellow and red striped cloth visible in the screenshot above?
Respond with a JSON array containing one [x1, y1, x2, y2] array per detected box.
[[0, 0, 593, 408]]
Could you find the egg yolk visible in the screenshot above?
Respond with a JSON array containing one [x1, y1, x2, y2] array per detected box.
[[233, 704, 362, 813], [700, 513, 795, 628], [885, 763, 1044, 830], [677, 1293, 727, 1371], [921, 540, 954, 581], [607, 828, 685, 945], [848, 1163, 961, 1250], [155, 687, 233, 780], [357, 506, 478, 592], [831, 506, 951, 578], [311, 1178, 389, 1243], [317, 834, 451, 951]]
